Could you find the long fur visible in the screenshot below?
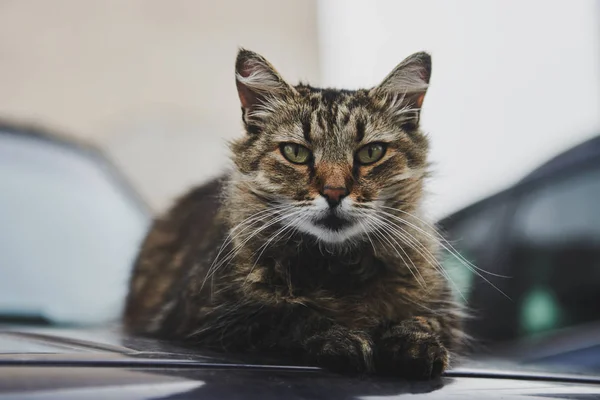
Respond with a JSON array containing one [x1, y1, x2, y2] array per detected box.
[[123, 48, 465, 379]]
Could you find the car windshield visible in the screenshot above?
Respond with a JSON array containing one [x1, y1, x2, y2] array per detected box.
[[0, 131, 149, 325]]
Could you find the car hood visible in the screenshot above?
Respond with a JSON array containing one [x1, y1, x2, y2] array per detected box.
[[1, 325, 599, 400]]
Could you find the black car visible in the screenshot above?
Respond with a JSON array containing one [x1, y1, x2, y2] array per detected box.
[[439, 134, 600, 371], [1, 122, 600, 399]]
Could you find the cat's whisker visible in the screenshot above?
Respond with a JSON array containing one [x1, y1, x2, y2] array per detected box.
[[208, 208, 303, 276], [203, 207, 304, 292], [213, 205, 292, 256], [380, 206, 510, 278], [358, 213, 426, 289], [367, 212, 452, 280], [214, 208, 304, 265], [203, 205, 295, 292], [379, 221, 470, 302], [391, 227, 465, 301], [378, 207, 511, 300], [221, 205, 293, 250], [364, 212, 467, 302], [398, 290, 449, 316], [243, 212, 310, 286], [369, 215, 427, 287], [356, 219, 377, 258]]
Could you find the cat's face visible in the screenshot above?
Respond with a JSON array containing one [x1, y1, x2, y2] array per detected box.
[[230, 49, 431, 245]]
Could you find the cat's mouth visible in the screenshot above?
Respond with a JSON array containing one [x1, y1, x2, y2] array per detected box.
[[288, 197, 365, 244], [314, 213, 352, 231]]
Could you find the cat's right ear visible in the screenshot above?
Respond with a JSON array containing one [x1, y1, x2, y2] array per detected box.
[[235, 48, 296, 133], [369, 52, 431, 130]]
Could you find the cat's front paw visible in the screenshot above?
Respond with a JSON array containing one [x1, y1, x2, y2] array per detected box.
[[374, 318, 449, 380], [303, 326, 373, 374]]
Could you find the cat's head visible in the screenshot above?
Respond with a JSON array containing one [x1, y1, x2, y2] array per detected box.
[[230, 48, 431, 246]]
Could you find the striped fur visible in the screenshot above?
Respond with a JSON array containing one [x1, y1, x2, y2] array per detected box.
[[124, 49, 464, 379]]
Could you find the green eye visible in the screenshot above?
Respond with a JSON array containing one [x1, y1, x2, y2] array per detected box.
[[281, 143, 311, 164], [356, 143, 386, 165]]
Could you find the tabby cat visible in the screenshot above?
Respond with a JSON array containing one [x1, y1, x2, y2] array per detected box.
[[124, 48, 464, 379]]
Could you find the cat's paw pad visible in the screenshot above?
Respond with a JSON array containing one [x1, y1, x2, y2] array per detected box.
[[375, 321, 449, 380], [304, 328, 373, 374]]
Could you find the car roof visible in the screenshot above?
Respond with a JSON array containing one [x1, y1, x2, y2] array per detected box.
[[0, 118, 150, 215], [0, 326, 593, 378], [0, 119, 100, 155], [0, 326, 599, 400], [519, 135, 600, 184]]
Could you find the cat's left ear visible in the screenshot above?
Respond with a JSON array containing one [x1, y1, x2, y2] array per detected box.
[[235, 48, 296, 133], [370, 52, 431, 126]]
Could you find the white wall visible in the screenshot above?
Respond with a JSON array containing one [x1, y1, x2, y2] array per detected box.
[[0, 0, 319, 212], [318, 0, 600, 219]]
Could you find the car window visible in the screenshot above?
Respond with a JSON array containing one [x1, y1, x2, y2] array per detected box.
[[0, 133, 150, 325], [509, 165, 600, 337], [441, 199, 511, 303]]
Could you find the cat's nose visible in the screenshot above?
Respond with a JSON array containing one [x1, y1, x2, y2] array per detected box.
[[321, 186, 348, 207]]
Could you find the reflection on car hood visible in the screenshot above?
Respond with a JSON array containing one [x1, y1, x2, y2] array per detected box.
[[0, 325, 599, 400]]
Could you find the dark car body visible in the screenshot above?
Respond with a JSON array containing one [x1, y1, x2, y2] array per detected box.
[[2, 326, 600, 400], [439, 135, 600, 370]]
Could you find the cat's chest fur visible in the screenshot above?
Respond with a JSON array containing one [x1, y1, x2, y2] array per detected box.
[[231, 242, 415, 329], [266, 244, 381, 292]]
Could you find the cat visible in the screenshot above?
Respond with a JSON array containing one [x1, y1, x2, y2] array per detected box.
[[124, 48, 464, 379]]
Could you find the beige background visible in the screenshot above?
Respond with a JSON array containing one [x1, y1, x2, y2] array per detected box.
[[0, 0, 320, 212], [3, 1, 599, 219]]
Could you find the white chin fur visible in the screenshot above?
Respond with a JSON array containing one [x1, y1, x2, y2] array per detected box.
[[292, 219, 366, 244], [287, 196, 367, 245]]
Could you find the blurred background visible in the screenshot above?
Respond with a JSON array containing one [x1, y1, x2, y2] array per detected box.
[[1, 0, 600, 373], [2, 0, 598, 218], [0, 0, 320, 215]]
